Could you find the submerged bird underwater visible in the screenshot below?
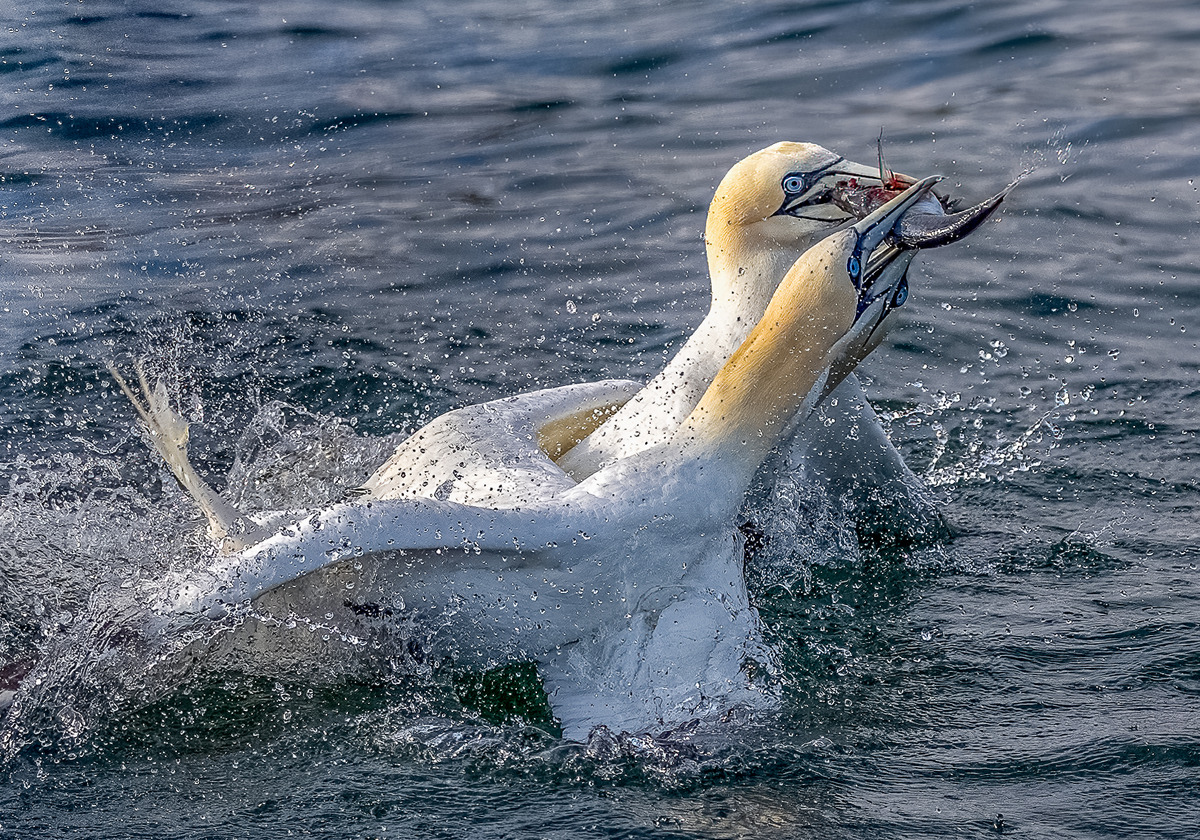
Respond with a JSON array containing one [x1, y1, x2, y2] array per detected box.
[[0, 146, 1011, 753]]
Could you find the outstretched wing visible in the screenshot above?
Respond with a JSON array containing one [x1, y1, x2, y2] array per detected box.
[[361, 380, 641, 507], [167, 495, 586, 618]]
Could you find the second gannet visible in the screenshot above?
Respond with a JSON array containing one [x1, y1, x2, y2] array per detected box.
[[114, 144, 910, 541], [557, 141, 898, 480], [44, 179, 942, 743], [353, 144, 1007, 543], [365, 142, 894, 507]]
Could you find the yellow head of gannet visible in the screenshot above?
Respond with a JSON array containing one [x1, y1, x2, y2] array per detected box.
[[704, 141, 880, 317]]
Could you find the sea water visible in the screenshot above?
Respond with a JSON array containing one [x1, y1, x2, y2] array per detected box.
[[2, 0, 1199, 837]]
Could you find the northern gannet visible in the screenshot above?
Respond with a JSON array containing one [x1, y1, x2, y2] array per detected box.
[[557, 142, 902, 480], [363, 142, 897, 510], [73, 179, 944, 741], [113, 143, 931, 540]]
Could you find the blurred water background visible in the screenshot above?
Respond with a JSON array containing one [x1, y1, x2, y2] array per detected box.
[[1, 0, 1198, 837]]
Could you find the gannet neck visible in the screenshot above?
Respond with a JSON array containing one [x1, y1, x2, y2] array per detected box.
[[704, 219, 810, 329], [678, 229, 858, 478], [558, 142, 889, 480], [681, 175, 947, 479], [614, 226, 809, 443]]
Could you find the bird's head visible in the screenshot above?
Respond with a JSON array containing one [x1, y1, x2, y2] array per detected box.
[[704, 141, 905, 314]]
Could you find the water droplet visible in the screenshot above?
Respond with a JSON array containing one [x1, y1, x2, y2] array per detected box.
[[565, 300, 577, 314], [1108, 349, 1120, 360], [1055, 387, 1070, 407]]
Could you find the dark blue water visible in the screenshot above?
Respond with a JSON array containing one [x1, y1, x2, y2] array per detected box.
[[2, 0, 1199, 837]]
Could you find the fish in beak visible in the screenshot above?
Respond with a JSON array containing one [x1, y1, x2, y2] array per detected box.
[[830, 170, 1018, 250], [808, 172, 1005, 410]]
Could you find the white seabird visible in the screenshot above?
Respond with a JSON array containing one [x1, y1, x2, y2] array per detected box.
[[114, 142, 926, 543], [362, 142, 1011, 547], [558, 142, 904, 479]]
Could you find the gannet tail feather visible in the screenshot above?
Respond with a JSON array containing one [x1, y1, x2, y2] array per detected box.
[[109, 361, 256, 550]]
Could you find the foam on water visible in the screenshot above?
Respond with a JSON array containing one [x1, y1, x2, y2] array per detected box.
[[0, 383, 404, 758]]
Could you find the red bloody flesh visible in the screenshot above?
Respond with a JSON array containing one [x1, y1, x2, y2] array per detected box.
[[831, 176, 945, 220], [830, 178, 910, 218]]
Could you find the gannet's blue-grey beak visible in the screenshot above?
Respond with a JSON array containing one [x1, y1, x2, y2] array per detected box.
[[795, 172, 1009, 419], [804, 176, 941, 412], [846, 174, 941, 319]]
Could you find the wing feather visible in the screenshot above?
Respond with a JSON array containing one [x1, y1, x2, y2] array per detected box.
[[170, 496, 588, 618], [361, 380, 640, 506]]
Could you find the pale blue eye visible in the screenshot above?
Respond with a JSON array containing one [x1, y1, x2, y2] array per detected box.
[[783, 175, 806, 193], [847, 255, 861, 278], [892, 277, 909, 308]]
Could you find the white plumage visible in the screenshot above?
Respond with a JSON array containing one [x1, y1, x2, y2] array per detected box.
[[151, 182, 937, 739]]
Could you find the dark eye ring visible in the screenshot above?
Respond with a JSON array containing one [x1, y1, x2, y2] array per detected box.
[[891, 277, 909, 308], [847, 255, 861, 279], [782, 174, 807, 194]]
